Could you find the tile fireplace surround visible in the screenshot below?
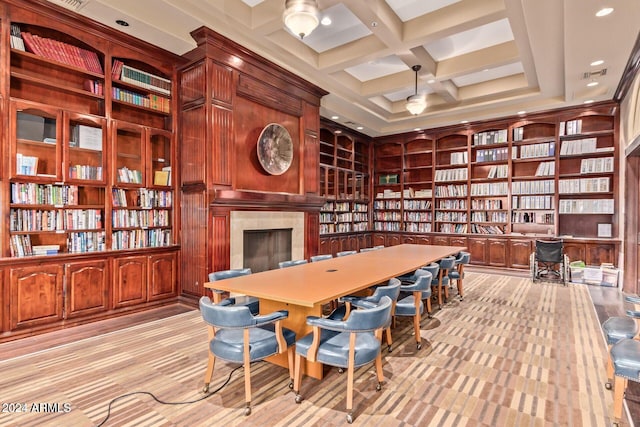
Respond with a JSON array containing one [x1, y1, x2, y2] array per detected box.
[[229, 211, 305, 269]]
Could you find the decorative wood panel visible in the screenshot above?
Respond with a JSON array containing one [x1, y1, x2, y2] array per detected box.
[[563, 242, 586, 264], [304, 132, 319, 194], [180, 191, 208, 296], [237, 74, 301, 116], [112, 256, 147, 308], [373, 233, 386, 247], [65, 260, 108, 318], [212, 105, 233, 186], [306, 212, 319, 258], [468, 238, 487, 265], [210, 212, 230, 275], [488, 239, 507, 267], [433, 236, 449, 246], [149, 252, 177, 300], [181, 105, 207, 184], [586, 244, 616, 266], [10, 264, 63, 329], [509, 239, 532, 269], [210, 61, 233, 105], [181, 62, 206, 106]]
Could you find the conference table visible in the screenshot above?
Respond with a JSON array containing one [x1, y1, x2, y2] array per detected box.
[[205, 244, 466, 379]]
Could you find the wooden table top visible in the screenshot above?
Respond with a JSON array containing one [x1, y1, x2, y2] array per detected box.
[[204, 244, 466, 307]]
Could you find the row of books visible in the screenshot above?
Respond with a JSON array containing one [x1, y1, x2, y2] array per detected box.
[[560, 137, 598, 155], [112, 60, 171, 95], [404, 223, 432, 233], [111, 188, 173, 208], [434, 167, 467, 182], [559, 177, 610, 194], [473, 129, 508, 145], [435, 212, 467, 222], [476, 147, 509, 162], [373, 200, 401, 209], [68, 231, 106, 253], [12, 25, 103, 74], [435, 184, 467, 198], [84, 80, 104, 96], [69, 165, 103, 181], [470, 182, 508, 196], [560, 119, 583, 136], [511, 179, 555, 195], [404, 188, 432, 198], [436, 199, 466, 209], [373, 222, 401, 231], [112, 209, 171, 228], [404, 212, 432, 222], [580, 157, 614, 174], [373, 212, 402, 221], [112, 88, 170, 113], [319, 213, 335, 223], [471, 211, 507, 222], [535, 161, 555, 176], [471, 199, 503, 210], [512, 127, 527, 142], [319, 224, 336, 234], [470, 224, 505, 234], [11, 183, 79, 205], [404, 199, 432, 210], [9, 235, 33, 257], [117, 167, 143, 184], [376, 189, 401, 199], [487, 164, 509, 179], [559, 199, 614, 214], [16, 153, 39, 176], [512, 195, 554, 210], [516, 141, 555, 159], [111, 229, 172, 249], [438, 223, 467, 233], [450, 151, 468, 165], [511, 211, 554, 224], [10, 208, 102, 232]]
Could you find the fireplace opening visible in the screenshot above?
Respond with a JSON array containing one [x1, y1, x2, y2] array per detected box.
[[243, 228, 292, 273]]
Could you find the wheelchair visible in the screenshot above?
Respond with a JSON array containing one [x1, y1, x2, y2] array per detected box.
[[530, 239, 569, 285]]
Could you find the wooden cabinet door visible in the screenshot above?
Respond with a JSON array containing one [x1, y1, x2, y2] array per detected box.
[[149, 252, 177, 300], [357, 233, 371, 250], [586, 243, 616, 266], [318, 237, 331, 255], [450, 236, 467, 248], [488, 239, 507, 267], [113, 256, 147, 308], [433, 236, 449, 246], [387, 234, 402, 246], [468, 238, 487, 265], [509, 239, 532, 269], [372, 233, 386, 247], [10, 264, 63, 330], [330, 237, 340, 255], [403, 235, 417, 244], [563, 242, 586, 264], [65, 260, 109, 318], [347, 234, 358, 251]]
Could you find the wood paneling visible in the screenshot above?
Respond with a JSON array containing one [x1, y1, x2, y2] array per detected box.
[[10, 264, 64, 329], [488, 239, 507, 267], [113, 256, 147, 308], [209, 61, 233, 105], [181, 105, 207, 185], [65, 260, 108, 318], [149, 252, 177, 300], [468, 238, 487, 265], [509, 239, 532, 269], [212, 105, 233, 187], [180, 191, 208, 296], [180, 63, 206, 106]]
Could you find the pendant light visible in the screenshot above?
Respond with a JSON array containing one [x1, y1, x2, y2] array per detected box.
[[406, 65, 427, 115], [283, 0, 320, 39]]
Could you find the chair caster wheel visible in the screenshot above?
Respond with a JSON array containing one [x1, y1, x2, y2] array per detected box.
[[376, 383, 382, 392], [289, 380, 294, 389], [338, 367, 344, 374], [605, 382, 612, 390], [387, 345, 392, 353], [346, 413, 353, 424], [202, 384, 209, 394], [295, 394, 303, 404], [244, 406, 251, 416], [416, 343, 422, 350]]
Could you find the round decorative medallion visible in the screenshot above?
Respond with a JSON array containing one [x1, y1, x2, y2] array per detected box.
[[257, 123, 294, 175]]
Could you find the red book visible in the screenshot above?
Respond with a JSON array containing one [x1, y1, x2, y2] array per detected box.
[[21, 32, 43, 56]]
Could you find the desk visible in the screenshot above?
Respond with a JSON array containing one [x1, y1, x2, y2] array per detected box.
[[205, 244, 465, 378]]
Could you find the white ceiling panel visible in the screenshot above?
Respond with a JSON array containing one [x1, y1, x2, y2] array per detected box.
[[452, 62, 524, 87], [302, 4, 371, 53], [345, 55, 408, 82], [385, 0, 461, 22]]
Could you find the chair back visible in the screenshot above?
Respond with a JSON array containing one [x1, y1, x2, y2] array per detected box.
[[208, 268, 252, 282], [369, 278, 401, 302], [421, 262, 440, 279], [402, 269, 432, 292], [345, 296, 392, 331], [310, 254, 333, 262], [535, 240, 563, 263], [199, 296, 255, 328], [438, 256, 456, 271], [279, 259, 308, 268], [336, 250, 357, 257], [359, 247, 377, 252]]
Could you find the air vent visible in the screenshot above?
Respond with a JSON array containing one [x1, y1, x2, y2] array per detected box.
[[582, 68, 607, 79], [47, 0, 88, 11], [344, 121, 356, 126]]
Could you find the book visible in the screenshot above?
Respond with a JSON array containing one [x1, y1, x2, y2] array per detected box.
[[154, 170, 170, 186]]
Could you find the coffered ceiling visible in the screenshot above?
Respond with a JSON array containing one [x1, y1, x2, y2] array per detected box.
[[51, 0, 640, 136]]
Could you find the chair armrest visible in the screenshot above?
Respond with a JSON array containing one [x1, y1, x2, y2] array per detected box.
[[350, 300, 377, 310], [253, 310, 289, 326], [306, 316, 347, 332], [625, 294, 640, 304], [400, 282, 420, 292]]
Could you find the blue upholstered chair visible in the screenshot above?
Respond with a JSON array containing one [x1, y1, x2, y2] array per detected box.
[[310, 254, 333, 262], [602, 295, 640, 390], [432, 256, 456, 308], [610, 338, 640, 422], [448, 251, 471, 301], [208, 268, 259, 315], [335, 278, 401, 352], [293, 296, 393, 424], [395, 269, 433, 349], [400, 263, 439, 316], [278, 259, 308, 268], [199, 296, 296, 416], [359, 245, 383, 252], [336, 250, 357, 257]]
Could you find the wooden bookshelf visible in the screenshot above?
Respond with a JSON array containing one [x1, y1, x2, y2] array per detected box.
[[0, 0, 179, 340]]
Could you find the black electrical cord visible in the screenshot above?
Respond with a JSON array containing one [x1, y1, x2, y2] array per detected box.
[[94, 364, 244, 427]]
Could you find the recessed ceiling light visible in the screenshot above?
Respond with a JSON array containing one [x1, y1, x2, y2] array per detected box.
[[321, 17, 332, 26], [461, 120, 468, 124], [590, 60, 604, 66], [335, 130, 342, 134], [331, 115, 339, 120], [587, 81, 599, 87], [115, 19, 129, 27], [427, 79, 436, 84], [356, 126, 363, 130], [371, 21, 378, 27], [517, 111, 526, 115], [414, 128, 421, 131], [584, 99, 594, 104], [596, 7, 613, 17]]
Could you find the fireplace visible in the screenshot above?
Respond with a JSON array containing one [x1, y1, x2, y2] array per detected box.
[[243, 228, 292, 272], [230, 211, 305, 269]]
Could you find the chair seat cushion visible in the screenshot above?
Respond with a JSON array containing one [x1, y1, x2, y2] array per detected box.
[[395, 295, 424, 316], [296, 330, 381, 368], [603, 316, 638, 345], [211, 325, 295, 363], [611, 339, 640, 380], [448, 271, 464, 280]]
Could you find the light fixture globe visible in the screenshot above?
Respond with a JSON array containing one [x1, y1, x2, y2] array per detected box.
[[405, 64, 427, 115], [283, 0, 320, 39]]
